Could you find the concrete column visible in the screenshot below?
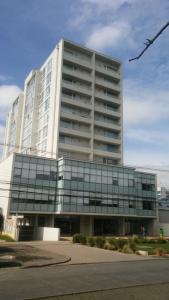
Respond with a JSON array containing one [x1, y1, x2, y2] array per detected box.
[[148, 219, 159, 236], [48, 215, 55, 227], [80, 215, 94, 236], [118, 218, 125, 236], [33, 215, 38, 240]]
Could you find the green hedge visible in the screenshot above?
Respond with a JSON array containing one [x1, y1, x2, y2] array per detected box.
[[95, 236, 106, 248], [72, 234, 137, 253], [73, 234, 87, 244], [0, 234, 14, 242]]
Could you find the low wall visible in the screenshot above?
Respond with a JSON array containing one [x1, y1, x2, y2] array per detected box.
[[36, 227, 60, 241]]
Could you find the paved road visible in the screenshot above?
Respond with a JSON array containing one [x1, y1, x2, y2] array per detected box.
[[0, 259, 169, 300]]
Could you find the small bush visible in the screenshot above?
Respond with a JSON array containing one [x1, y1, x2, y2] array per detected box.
[[79, 235, 87, 245], [0, 234, 14, 242], [122, 244, 133, 254], [108, 238, 118, 250], [155, 247, 166, 256], [73, 234, 81, 243], [95, 236, 106, 248], [104, 244, 115, 251], [87, 236, 95, 247], [116, 239, 128, 250], [73, 234, 86, 244], [128, 239, 136, 252], [131, 235, 139, 243]]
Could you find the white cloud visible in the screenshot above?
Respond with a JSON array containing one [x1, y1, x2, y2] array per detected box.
[[70, 0, 135, 28], [82, 0, 134, 12], [0, 85, 22, 108], [123, 79, 169, 126], [0, 75, 12, 82], [126, 129, 169, 146], [86, 22, 131, 50]]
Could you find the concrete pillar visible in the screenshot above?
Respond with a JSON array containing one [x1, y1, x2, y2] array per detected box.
[[118, 218, 125, 236], [80, 215, 94, 236], [48, 215, 55, 227], [33, 215, 38, 240], [148, 219, 159, 236]]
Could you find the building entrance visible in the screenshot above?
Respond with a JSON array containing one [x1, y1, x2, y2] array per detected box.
[[94, 218, 119, 235], [54, 216, 80, 236]]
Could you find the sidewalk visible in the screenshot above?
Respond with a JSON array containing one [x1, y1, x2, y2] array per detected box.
[[0, 240, 156, 268], [0, 242, 70, 268], [20, 240, 154, 265]]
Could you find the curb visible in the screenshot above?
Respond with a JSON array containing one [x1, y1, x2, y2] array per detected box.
[[21, 256, 71, 269]]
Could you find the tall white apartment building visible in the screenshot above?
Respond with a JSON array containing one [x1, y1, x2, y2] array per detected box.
[[3, 94, 23, 159], [5, 39, 123, 165]]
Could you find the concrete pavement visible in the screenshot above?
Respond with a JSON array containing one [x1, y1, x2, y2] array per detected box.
[[16, 241, 154, 265], [0, 242, 70, 268]]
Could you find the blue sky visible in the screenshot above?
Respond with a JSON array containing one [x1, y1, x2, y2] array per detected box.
[[0, 0, 169, 183]]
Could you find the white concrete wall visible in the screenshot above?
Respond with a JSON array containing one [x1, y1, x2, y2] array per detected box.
[[36, 227, 60, 241], [0, 154, 14, 219]]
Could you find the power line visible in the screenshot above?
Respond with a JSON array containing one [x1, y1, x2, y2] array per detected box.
[[129, 21, 169, 62]]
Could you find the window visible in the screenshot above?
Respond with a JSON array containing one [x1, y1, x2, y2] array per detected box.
[[142, 183, 154, 191], [46, 72, 51, 86], [112, 178, 118, 186], [43, 125, 48, 139], [143, 201, 153, 210], [44, 98, 49, 111]]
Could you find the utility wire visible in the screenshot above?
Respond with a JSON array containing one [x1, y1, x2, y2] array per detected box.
[[129, 21, 169, 62]]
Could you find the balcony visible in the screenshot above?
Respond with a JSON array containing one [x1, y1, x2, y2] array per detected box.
[[61, 111, 91, 124], [94, 134, 121, 145], [59, 142, 91, 154], [95, 64, 120, 80], [62, 66, 92, 83], [59, 127, 91, 139], [93, 148, 121, 159], [63, 52, 92, 70], [95, 90, 121, 105], [94, 105, 121, 118], [95, 77, 121, 92], [61, 96, 92, 110], [94, 120, 121, 131], [62, 81, 92, 97]]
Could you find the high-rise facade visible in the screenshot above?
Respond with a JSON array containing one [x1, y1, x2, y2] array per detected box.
[[4, 39, 123, 165], [3, 94, 24, 159], [1, 40, 159, 239]]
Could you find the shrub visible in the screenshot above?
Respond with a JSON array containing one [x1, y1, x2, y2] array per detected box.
[[108, 238, 118, 250], [122, 244, 133, 254], [95, 236, 106, 248], [128, 239, 136, 252], [73, 234, 86, 244], [73, 234, 81, 243], [87, 236, 95, 247], [104, 244, 115, 250], [0, 234, 14, 242], [131, 235, 139, 243], [116, 238, 128, 250], [79, 235, 87, 245], [155, 247, 166, 256]]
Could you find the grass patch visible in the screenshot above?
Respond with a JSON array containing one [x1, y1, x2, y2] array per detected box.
[[136, 242, 169, 255]]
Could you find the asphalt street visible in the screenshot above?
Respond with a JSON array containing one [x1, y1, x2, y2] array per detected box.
[[0, 259, 169, 300]]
